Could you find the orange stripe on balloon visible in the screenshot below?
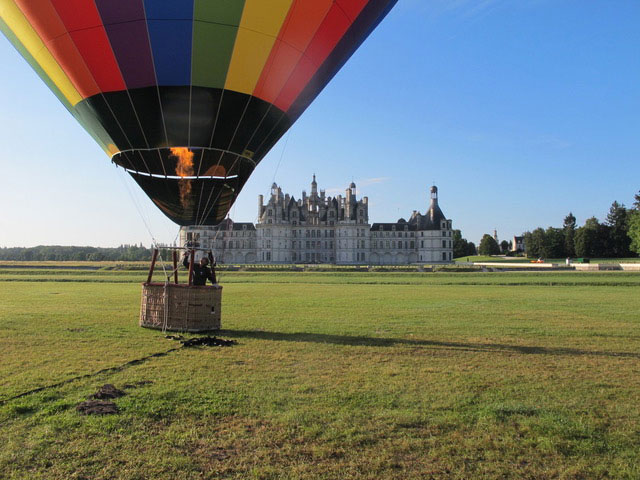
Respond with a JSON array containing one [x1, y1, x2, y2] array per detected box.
[[14, 0, 100, 99], [275, 2, 365, 112], [252, 0, 332, 105]]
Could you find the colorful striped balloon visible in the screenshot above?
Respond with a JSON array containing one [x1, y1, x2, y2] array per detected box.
[[0, 0, 397, 225]]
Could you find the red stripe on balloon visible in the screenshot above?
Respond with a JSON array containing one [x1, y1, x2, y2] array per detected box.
[[50, 0, 125, 93], [274, 1, 366, 112], [253, 0, 333, 105], [14, 0, 100, 98], [336, 0, 369, 21]]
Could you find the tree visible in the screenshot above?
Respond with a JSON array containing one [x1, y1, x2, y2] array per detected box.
[[563, 212, 576, 257], [478, 234, 500, 255], [605, 201, 630, 257], [453, 229, 477, 258], [545, 227, 565, 258], [575, 217, 611, 258], [628, 191, 640, 256], [629, 210, 640, 256], [452, 230, 467, 258], [500, 240, 510, 254], [525, 228, 546, 258]]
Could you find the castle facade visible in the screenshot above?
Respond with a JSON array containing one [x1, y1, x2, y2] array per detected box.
[[179, 177, 453, 265]]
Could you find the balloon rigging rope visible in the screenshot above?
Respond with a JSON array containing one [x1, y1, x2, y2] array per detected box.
[[271, 129, 291, 184], [117, 168, 170, 280]]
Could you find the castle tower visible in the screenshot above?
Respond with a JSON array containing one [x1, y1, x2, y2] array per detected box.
[[429, 185, 438, 221]]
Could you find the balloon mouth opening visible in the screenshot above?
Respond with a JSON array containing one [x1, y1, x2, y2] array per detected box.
[[111, 147, 255, 179], [125, 169, 239, 181]]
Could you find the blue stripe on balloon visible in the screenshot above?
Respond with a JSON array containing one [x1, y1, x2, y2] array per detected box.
[[144, 0, 194, 85], [143, 0, 194, 20]]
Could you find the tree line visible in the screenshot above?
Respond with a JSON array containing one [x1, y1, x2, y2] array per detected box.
[[522, 191, 640, 259], [0, 244, 154, 262]]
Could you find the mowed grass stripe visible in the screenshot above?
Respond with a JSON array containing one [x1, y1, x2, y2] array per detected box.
[[1, 269, 639, 478]]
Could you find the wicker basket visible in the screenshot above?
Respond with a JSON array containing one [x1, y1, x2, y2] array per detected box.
[[139, 283, 222, 332]]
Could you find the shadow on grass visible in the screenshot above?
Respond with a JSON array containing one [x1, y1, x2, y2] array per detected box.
[[218, 329, 640, 359]]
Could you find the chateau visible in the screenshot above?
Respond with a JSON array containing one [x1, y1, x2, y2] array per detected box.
[[179, 177, 453, 265]]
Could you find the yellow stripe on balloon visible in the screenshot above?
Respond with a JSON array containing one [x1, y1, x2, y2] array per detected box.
[[0, 0, 81, 106], [224, 0, 293, 95]]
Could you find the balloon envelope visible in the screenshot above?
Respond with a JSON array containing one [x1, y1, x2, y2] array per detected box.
[[0, 0, 397, 225]]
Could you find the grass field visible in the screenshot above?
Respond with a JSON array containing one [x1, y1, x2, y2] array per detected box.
[[1, 265, 639, 479], [455, 255, 640, 264]]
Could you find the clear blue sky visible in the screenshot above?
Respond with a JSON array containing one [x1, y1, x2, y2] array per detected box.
[[1, 0, 638, 248]]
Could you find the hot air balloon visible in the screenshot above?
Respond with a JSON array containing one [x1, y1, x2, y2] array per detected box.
[[0, 0, 397, 226]]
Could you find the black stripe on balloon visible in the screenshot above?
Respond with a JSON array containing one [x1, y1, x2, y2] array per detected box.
[[286, 0, 398, 123], [128, 87, 167, 148], [128, 173, 248, 226], [190, 87, 222, 147], [75, 87, 289, 160]]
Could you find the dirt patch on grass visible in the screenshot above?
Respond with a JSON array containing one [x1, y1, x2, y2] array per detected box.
[[76, 400, 118, 415], [89, 384, 125, 400]]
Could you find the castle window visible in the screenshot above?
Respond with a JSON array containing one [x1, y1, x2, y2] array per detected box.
[[268, 210, 272, 216], [410, 241, 414, 248], [442, 252, 447, 261], [392, 226, 396, 231], [442, 240, 447, 248]]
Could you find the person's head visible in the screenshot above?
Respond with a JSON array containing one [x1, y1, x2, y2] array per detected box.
[[200, 257, 209, 267]]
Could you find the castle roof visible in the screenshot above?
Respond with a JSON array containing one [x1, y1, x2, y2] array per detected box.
[[371, 223, 417, 231], [212, 218, 256, 231], [409, 203, 447, 230]]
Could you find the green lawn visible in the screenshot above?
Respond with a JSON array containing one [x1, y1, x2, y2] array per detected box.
[[456, 255, 640, 264], [1, 266, 639, 479]]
